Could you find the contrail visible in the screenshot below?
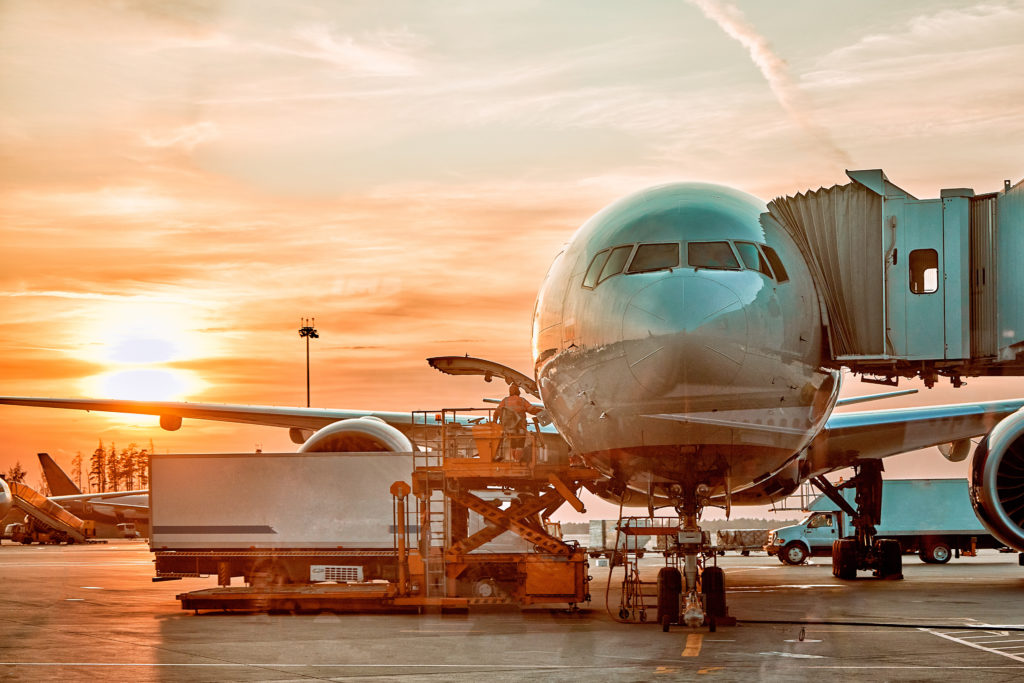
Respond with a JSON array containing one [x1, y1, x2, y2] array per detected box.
[[689, 0, 851, 167]]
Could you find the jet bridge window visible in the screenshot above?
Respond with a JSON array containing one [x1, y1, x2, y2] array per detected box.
[[582, 249, 610, 289], [687, 241, 740, 270], [627, 243, 680, 273], [597, 245, 634, 283], [735, 241, 774, 278], [909, 248, 939, 294]]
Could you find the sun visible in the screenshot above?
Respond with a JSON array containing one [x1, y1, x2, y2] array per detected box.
[[74, 302, 214, 401], [85, 368, 205, 402]]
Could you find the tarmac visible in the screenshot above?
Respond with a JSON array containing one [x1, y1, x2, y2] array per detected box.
[[0, 540, 1022, 682]]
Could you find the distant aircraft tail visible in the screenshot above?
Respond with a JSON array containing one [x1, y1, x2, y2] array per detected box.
[[37, 452, 82, 496]]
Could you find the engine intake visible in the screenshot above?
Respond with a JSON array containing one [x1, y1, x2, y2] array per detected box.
[[970, 407, 1024, 551], [298, 417, 413, 453]]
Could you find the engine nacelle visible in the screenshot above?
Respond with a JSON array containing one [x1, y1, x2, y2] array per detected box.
[[298, 417, 413, 453], [970, 407, 1024, 551]]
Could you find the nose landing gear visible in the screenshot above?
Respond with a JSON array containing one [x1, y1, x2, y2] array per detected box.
[[657, 483, 735, 632]]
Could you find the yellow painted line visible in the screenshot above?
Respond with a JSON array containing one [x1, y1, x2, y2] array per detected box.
[[682, 633, 703, 657]]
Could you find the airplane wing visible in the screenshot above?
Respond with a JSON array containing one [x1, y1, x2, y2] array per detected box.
[[0, 396, 438, 431], [49, 490, 149, 504], [0, 396, 562, 441], [807, 398, 1024, 474]]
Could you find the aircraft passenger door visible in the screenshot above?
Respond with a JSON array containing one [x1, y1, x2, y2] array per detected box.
[[900, 200, 945, 360]]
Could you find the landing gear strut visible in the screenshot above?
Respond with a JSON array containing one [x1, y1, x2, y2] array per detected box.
[[657, 483, 734, 631], [812, 461, 903, 580]]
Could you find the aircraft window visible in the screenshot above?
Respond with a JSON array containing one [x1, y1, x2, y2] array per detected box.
[[910, 249, 939, 294], [761, 245, 789, 283], [687, 241, 740, 270], [582, 249, 610, 289], [735, 241, 773, 277], [627, 243, 680, 273], [598, 245, 634, 283]]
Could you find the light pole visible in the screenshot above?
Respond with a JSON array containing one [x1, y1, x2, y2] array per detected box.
[[298, 317, 319, 407]]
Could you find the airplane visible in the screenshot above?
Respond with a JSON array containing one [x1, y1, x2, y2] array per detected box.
[[3, 178, 1024, 627], [36, 452, 149, 531], [0, 477, 11, 521]]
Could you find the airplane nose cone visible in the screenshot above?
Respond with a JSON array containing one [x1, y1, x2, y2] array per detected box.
[[622, 274, 748, 393], [0, 478, 11, 519]]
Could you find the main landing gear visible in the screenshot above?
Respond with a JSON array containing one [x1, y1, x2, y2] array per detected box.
[[812, 461, 903, 581], [657, 484, 734, 631]]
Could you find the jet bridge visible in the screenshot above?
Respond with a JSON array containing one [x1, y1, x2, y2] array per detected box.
[[765, 170, 1024, 386]]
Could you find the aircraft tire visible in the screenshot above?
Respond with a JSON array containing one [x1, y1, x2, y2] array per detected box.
[[702, 566, 727, 619], [833, 539, 857, 580], [656, 566, 681, 627], [876, 539, 903, 579]]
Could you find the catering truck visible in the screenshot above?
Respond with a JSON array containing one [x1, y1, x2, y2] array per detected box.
[[150, 451, 416, 585], [766, 479, 1006, 565]]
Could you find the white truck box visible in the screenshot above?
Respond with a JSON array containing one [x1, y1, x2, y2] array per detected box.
[[150, 452, 413, 550]]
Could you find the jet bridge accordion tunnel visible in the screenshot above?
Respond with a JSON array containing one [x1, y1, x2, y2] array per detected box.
[[764, 169, 1024, 387]]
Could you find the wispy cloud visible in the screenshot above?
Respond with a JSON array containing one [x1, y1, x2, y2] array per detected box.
[[688, 0, 852, 168]]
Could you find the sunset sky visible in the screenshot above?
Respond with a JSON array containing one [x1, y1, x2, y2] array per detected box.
[[2, 1, 1023, 515]]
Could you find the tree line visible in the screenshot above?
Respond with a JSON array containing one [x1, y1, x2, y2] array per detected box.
[[3, 440, 156, 495], [77, 440, 154, 493]]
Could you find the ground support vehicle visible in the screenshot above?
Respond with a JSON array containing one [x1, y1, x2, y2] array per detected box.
[[4, 481, 91, 544], [587, 518, 653, 561], [158, 408, 601, 613], [767, 476, 1005, 568], [715, 529, 770, 556]]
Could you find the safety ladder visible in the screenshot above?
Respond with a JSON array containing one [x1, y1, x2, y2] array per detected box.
[[413, 450, 449, 597]]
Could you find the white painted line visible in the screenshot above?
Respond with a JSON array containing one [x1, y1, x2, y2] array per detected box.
[[0, 663, 607, 669], [79, 587, 103, 590], [760, 651, 825, 659], [920, 629, 1024, 663]]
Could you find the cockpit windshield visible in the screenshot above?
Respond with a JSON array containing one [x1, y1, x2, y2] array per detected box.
[[687, 241, 740, 270], [583, 239, 789, 288], [626, 243, 679, 273]]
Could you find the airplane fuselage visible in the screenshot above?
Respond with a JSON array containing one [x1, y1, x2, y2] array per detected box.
[[532, 184, 839, 500]]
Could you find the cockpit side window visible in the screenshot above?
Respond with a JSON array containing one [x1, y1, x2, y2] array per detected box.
[[626, 243, 679, 274], [735, 241, 774, 278], [582, 249, 610, 289], [687, 241, 740, 270], [761, 245, 789, 283], [598, 245, 634, 283]]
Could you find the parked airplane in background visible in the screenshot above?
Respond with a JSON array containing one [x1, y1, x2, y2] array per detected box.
[[0, 477, 11, 520], [36, 453, 149, 530], [3, 178, 1023, 626]]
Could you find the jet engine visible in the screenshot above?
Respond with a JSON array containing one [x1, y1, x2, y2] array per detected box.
[[297, 417, 413, 453], [970, 407, 1024, 551]]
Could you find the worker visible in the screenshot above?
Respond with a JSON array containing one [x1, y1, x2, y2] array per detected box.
[[494, 384, 541, 462]]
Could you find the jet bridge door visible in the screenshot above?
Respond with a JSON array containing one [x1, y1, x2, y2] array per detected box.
[[888, 199, 946, 360], [886, 194, 971, 361]]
